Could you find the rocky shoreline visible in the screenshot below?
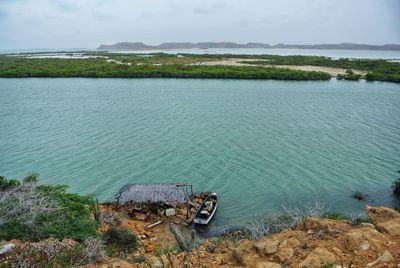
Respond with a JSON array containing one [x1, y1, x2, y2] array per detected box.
[[1, 204, 399, 267]]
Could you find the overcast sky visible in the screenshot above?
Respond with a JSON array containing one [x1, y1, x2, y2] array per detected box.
[[0, 0, 399, 49]]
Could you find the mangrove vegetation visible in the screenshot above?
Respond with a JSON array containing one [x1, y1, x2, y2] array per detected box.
[[0, 52, 399, 82], [0, 56, 330, 80]]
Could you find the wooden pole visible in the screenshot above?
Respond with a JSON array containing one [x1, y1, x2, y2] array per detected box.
[[145, 220, 163, 229], [169, 223, 189, 252]]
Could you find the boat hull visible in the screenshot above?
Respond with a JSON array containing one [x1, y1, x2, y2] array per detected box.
[[194, 193, 218, 225]]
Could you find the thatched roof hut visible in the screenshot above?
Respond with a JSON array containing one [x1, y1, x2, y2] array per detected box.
[[115, 183, 189, 205]]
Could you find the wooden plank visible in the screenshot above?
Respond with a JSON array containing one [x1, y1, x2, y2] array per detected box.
[[145, 220, 163, 229]]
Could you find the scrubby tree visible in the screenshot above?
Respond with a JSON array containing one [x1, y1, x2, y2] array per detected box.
[[103, 227, 138, 253], [0, 175, 97, 241]]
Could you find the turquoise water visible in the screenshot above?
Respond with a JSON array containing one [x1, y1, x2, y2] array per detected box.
[[1, 78, 400, 225]]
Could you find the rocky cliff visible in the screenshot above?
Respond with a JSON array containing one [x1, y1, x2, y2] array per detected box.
[[185, 205, 400, 267], [87, 205, 400, 267], [2, 205, 399, 267]]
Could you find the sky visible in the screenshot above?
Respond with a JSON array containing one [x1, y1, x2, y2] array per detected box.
[[0, 0, 399, 49]]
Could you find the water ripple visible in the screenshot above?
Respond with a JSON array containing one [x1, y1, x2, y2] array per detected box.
[[1, 78, 400, 225]]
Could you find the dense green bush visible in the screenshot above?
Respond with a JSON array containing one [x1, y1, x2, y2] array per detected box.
[[337, 70, 362, 81], [0, 175, 97, 242], [0, 176, 20, 190], [103, 227, 138, 253], [365, 72, 400, 83]]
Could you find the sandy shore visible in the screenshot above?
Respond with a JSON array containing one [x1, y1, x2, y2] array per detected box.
[[195, 58, 366, 76]]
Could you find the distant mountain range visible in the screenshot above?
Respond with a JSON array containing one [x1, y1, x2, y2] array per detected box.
[[98, 42, 400, 51]]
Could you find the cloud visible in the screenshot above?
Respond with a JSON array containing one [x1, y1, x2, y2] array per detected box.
[[0, 8, 8, 19], [91, 10, 116, 21], [0, 0, 399, 49], [52, 0, 79, 12]]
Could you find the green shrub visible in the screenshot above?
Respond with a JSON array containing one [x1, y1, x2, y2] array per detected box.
[[319, 263, 336, 268], [35, 184, 97, 241], [23, 172, 39, 183], [322, 212, 370, 226], [103, 227, 138, 253], [337, 70, 362, 81], [134, 255, 147, 263], [322, 212, 348, 220], [0, 175, 20, 190], [0, 175, 97, 242]]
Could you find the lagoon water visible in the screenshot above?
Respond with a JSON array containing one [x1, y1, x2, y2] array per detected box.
[[1, 78, 400, 226], [112, 48, 400, 60], [2, 48, 400, 60]]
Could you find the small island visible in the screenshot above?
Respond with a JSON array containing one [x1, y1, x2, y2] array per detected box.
[[1, 52, 399, 82]]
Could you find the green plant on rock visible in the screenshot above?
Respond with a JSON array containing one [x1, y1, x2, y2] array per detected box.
[[163, 246, 176, 268], [133, 255, 147, 263], [154, 247, 166, 268], [23, 172, 39, 183], [103, 227, 138, 254], [319, 262, 336, 268]]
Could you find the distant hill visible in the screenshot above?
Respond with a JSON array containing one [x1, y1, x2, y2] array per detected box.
[[273, 43, 400, 51], [98, 42, 271, 50], [98, 42, 400, 51]]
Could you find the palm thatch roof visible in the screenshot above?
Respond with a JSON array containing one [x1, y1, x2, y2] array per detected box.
[[115, 183, 188, 205]]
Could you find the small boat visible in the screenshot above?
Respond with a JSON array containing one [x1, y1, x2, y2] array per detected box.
[[194, 192, 218, 225]]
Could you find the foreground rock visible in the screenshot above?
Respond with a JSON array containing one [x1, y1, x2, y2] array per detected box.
[[367, 250, 395, 267], [365, 205, 400, 236], [193, 205, 400, 267], [299, 247, 336, 268], [3, 205, 400, 267]]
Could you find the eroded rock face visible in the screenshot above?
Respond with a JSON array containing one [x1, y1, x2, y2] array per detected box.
[[276, 246, 294, 262], [296, 217, 351, 236], [365, 205, 400, 236], [344, 226, 386, 252], [345, 230, 370, 251], [367, 250, 395, 267], [299, 247, 336, 268], [365, 205, 400, 224], [254, 238, 279, 256], [375, 218, 400, 236], [280, 237, 301, 248]]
